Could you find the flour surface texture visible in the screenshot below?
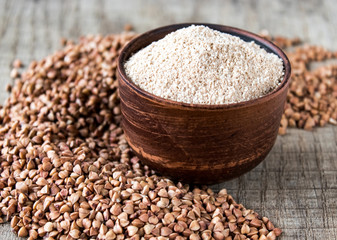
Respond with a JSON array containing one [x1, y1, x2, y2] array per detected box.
[[125, 25, 284, 105]]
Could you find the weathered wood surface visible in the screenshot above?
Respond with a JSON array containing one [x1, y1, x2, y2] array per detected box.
[[0, 0, 336, 239]]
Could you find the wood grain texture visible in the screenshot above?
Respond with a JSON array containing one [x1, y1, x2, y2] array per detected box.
[[0, 0, 336, 239], [118, 23, 291, 184]]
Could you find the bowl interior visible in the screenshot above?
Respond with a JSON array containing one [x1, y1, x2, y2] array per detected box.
[[118, 23, 291, 110]]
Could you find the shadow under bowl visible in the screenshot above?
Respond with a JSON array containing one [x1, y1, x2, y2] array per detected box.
[[117, 23, 291, 184]]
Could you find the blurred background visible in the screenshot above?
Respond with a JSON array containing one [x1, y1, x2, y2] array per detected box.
[[0, 0, 336, 239]]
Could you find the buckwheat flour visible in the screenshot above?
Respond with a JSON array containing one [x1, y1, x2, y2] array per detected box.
[[125, 25, 284, 104]]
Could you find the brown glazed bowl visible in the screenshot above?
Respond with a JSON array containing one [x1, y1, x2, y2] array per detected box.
[[117, 23, 291, 184]]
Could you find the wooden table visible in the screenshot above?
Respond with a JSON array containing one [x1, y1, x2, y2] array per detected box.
[[0, 0, 336, 239]]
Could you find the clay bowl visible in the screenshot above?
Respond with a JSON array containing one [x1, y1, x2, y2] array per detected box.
[[117, 23, 291, 184]]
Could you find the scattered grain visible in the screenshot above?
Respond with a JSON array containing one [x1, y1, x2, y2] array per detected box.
[[262, 34, 337, 134], [0, 32, 281, 240]]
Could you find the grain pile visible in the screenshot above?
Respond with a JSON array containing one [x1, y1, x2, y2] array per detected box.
[[261, 34, 337, 134], [0, 32, 281, 240], [125, 25, 284, 105]]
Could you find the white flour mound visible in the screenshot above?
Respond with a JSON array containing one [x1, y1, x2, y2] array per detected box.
[[125, 25, 284, 105]]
